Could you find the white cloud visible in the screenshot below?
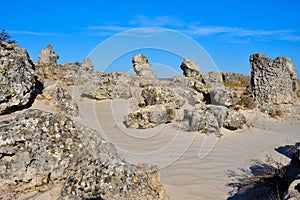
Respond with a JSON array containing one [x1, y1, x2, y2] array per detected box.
[[8, 30, 64, 36], [86, 15, 300, 42], [130, 15, 184, 27]]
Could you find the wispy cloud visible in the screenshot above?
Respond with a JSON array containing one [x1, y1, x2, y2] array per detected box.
[[86, 25, 129, 32], [182, 25, 300, 42], [86, 15, 300, 42], [130, 15, 184, 27], [8, 30, 65, 36]]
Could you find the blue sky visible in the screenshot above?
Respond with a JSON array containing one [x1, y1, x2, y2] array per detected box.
[[1, 0, 300, 76]]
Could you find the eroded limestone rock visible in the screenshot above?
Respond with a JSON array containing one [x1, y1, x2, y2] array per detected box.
[[0, 41, 39, 114], [250, 53, 298, 105], [0, 109, 168, 200], [37, 44, 59, 66], [132, 54, 156, 79]]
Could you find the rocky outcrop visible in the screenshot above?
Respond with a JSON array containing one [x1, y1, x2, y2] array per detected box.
[[132, 54, 156, 79], [0, 41, 40, 114], [80, 57, 94, 74], [180, 58, 200, 77], [81, 72, 132, 100], [183, 105, 246, 134], [36, 45, 94, 85], [50, 85, 79, 116], [250, 53, 299, 106], [37, 44, 59, 66], [124, 104, 175, 129], [0, 109, 168, 199]]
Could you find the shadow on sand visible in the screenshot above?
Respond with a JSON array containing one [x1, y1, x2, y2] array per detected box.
[[227, 143, 300, 200]]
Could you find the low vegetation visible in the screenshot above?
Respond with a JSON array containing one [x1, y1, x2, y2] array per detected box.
[[227, 144, 300, 199]]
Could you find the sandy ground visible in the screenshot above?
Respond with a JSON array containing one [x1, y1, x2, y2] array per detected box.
[[72, 84, 300, 200], [10, 85, 300, 199]]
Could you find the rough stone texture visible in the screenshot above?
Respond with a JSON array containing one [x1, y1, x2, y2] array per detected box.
[[125, 104, 175, 129], [50, 85, 79, 116], [141, 86, 185, 109], [0, 41, 38, 114], [223, 109, 246, 130], [37, 44, 59, 66], [81, 72, 132, 100], [221, 72, 251, 87], [250, 53, 299, 105], [80, 57, 94, 74], [180, 58, 200, 77], [183, 105, 246, 134], [132, 54, 156, 79], [287, 179, 300, 200], [36, 45, 94, 85], [0, 109, 168, 200], [209, 87, 240, 107], [173, 74, 207, 94]]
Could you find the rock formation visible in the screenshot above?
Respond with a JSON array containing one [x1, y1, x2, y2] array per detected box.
[[80, 57, 94, 74], [37, 44, 59, 66], [221, 72, 250, 87], [36, 45, 94, 85], [132, 54, 156, 79], [81, 72, 133, 100], [183, 105, 246, 134], [250, 53, 299, 106], [50, 85, 79, 116], [180, 58, 200, 77], [0, 109, 168, 200], [125, 56, 246, 133], [0, 41, 40, 114]]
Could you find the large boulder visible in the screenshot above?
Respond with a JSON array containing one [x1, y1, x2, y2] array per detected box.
[[209, 87, 240, 107], [180, 58, 200, 77], [0, 41, 39, 114], [0, 109, 168, 200], [37, 44, 59, 66], [250, 53, 299, 105], [141, 86, 185, 109], [183, 105, 246, 134], [124, 104, 175, 128], [81, 72, 132, 100]]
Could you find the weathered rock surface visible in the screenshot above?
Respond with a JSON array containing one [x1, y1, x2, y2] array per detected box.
[[180, 58, 200, 77], [183, 105, 246, 134], [37, 44, 59, 66], [250, 53, 299, 106], [125, 104, 175, 129], [0, 109, 168, 200], [50, 85, 79, 116], [36, 45, 94, 85], [80, 57, 94, 74], [141, 86, 185, 108], [0, 41, 39, 114], [209, 87, 240, 107], [132, 54, 156, 79], [222, 72, 250, 87], [81, 72, 132, 100]]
